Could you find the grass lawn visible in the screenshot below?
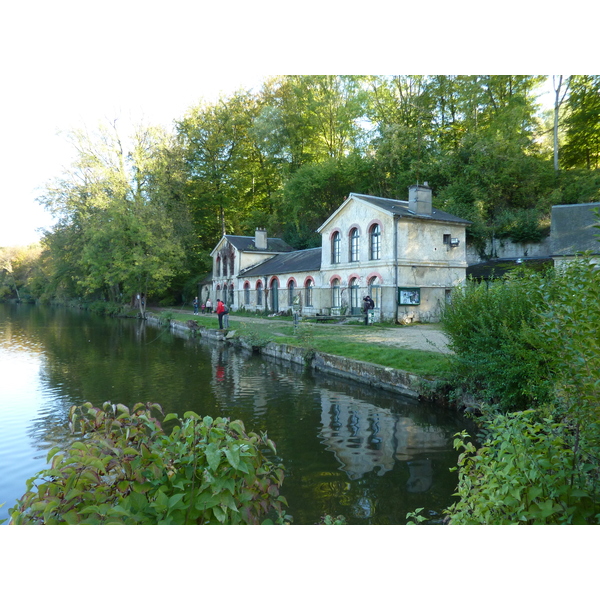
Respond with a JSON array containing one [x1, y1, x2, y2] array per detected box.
[[151, 309, 449, 378]]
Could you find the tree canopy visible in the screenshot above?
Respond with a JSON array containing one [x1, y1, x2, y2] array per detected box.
[[9, 74, 597, 305]]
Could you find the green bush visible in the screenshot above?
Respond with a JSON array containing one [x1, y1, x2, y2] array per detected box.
[[446, 411, 600, 524], [9, 402, 290, 525], [442, 269, 554, 410]]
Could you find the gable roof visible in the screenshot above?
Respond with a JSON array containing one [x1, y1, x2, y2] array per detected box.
[[211, 234, 295, 256], [317, 192, 471, 231], [240, 247, 322, 278]]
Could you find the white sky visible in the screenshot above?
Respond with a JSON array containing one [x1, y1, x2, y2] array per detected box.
[[0, 1, 593, 247]]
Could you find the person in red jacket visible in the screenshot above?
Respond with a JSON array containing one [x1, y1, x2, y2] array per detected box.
[[216, 298, 226, 329]]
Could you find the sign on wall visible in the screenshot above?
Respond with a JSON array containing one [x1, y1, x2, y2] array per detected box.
[[398, 287, 421, 305]]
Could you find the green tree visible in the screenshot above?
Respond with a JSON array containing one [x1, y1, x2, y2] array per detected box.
[[38, 122, 189, 309], [562, 75, 600, 169]]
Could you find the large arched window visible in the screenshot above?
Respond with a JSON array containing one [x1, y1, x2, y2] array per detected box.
[[271, 279, 279, 312], [216, 256, 221, 277], [369, 224, 381, 260], [349, 228, 360, 262], [349, 277, 360, 315], [331, 278, 341, 308], [306, 279, 314, 307], [228, 284, 234, 306], [222, 255, 228, 277], [288, 280, 295, 306], [256, 281, 263, 306], [369, 276, 381, 308], [244, 282, 250, 305], [331, 231, 341, 264]]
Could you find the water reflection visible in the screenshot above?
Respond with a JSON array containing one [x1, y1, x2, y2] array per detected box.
[[1, 305, 474, 524]]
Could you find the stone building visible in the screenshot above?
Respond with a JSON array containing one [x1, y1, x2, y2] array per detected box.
[[203, 184, 471, 323]]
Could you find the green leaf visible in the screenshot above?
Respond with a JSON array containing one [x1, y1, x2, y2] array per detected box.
[[224, 445, 240, 470], [205, 443, 221, 471]]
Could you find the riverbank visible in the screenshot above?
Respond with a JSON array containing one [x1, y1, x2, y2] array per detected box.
[[146, 310, 452, 403]]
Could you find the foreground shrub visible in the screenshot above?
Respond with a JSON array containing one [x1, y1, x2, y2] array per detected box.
[[10, 402, 290, 525], [446, 411, 600, 525], [442, 269, 554, 410]]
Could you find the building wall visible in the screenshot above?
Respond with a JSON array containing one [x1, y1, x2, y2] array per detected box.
[[207, 198, 469, 323], [466, 237, 552, 264], [318, 201, 467, 322], [238, 270, 322, 314]]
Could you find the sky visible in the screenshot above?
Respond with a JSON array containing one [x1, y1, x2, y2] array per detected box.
[[0, 1, 592, 248]]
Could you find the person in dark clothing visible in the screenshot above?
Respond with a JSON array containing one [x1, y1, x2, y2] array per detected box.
[[363, 295, 374, 325]]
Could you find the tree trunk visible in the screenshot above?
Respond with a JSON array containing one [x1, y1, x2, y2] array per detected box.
[[553, 76, 563, 172]]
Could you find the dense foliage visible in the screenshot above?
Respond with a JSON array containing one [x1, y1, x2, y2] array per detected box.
[[9, 402, 290, 525], [441, 254, 600, 524], [447, 412, 600, 524], [2, 75, 599, 305]]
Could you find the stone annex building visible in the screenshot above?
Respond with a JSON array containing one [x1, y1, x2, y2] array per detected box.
[[202, 184, 471, 323]]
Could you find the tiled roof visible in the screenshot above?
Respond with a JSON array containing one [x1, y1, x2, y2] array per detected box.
[[240, 247, 322, 277], [351, 193, 472, 225], [225, 235, 295, 253]]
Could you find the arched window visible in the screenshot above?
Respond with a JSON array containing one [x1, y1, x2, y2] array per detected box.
[[228, 284, 234, 306], [350, 228, 360, 262], [288, 280, 295, 306], [331, 278, 341, 308], [222, 254, 228, 277], [256, 281, 263, 306], [216, 256, 221, 277], [370, 224, 381, 260], [244, 282, 250, 305], [271, 279, 279, 312], [369, 276, 381, 308], [349, 277, 360, 315], [305, 279, 314, 307], [229, 253, 235, 275], [331, 231, 341, 264]]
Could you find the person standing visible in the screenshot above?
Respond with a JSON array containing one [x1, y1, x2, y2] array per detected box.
[[222, 302, 229, 329], [363, 295, 373, 325], [216, 298, 226, 329], [205, 298, 212, 314], [193, 296, 199, 315]]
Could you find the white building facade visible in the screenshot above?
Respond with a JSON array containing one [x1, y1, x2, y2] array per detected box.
[[203, 185, 470, 323]]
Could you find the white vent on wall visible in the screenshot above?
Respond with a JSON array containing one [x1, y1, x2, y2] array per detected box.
[[450, 238, 460, 247]]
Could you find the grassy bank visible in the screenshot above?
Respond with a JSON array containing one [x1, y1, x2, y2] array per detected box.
[[152, 309, 449, 379]]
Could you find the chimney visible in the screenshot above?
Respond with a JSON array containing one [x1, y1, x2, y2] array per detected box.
[[255, 227, 267, 250], [408, 182, 432, 216]]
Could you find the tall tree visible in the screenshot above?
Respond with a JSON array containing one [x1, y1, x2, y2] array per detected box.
[[552, 75, 571, 171], [562, 75, 600, 170], [38, 122, 189, 310]]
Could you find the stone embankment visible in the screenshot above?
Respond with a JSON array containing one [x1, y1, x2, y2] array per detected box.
[[146, 314, 445, 402]]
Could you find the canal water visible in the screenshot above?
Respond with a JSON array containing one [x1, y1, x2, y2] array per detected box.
[[0, 303, 472, 525]]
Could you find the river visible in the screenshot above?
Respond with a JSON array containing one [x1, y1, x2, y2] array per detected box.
[[0, 303, 473, 524]]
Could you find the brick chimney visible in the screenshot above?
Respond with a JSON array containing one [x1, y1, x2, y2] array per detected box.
[[408, 182, 432, 216], [255, 228, 267, 250]]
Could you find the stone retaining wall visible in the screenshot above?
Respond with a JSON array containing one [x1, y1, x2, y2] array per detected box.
[[145, 315, 431, 401]]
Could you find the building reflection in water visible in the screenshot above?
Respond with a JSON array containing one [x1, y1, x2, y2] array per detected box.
[[318, 391, 449, 490]]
